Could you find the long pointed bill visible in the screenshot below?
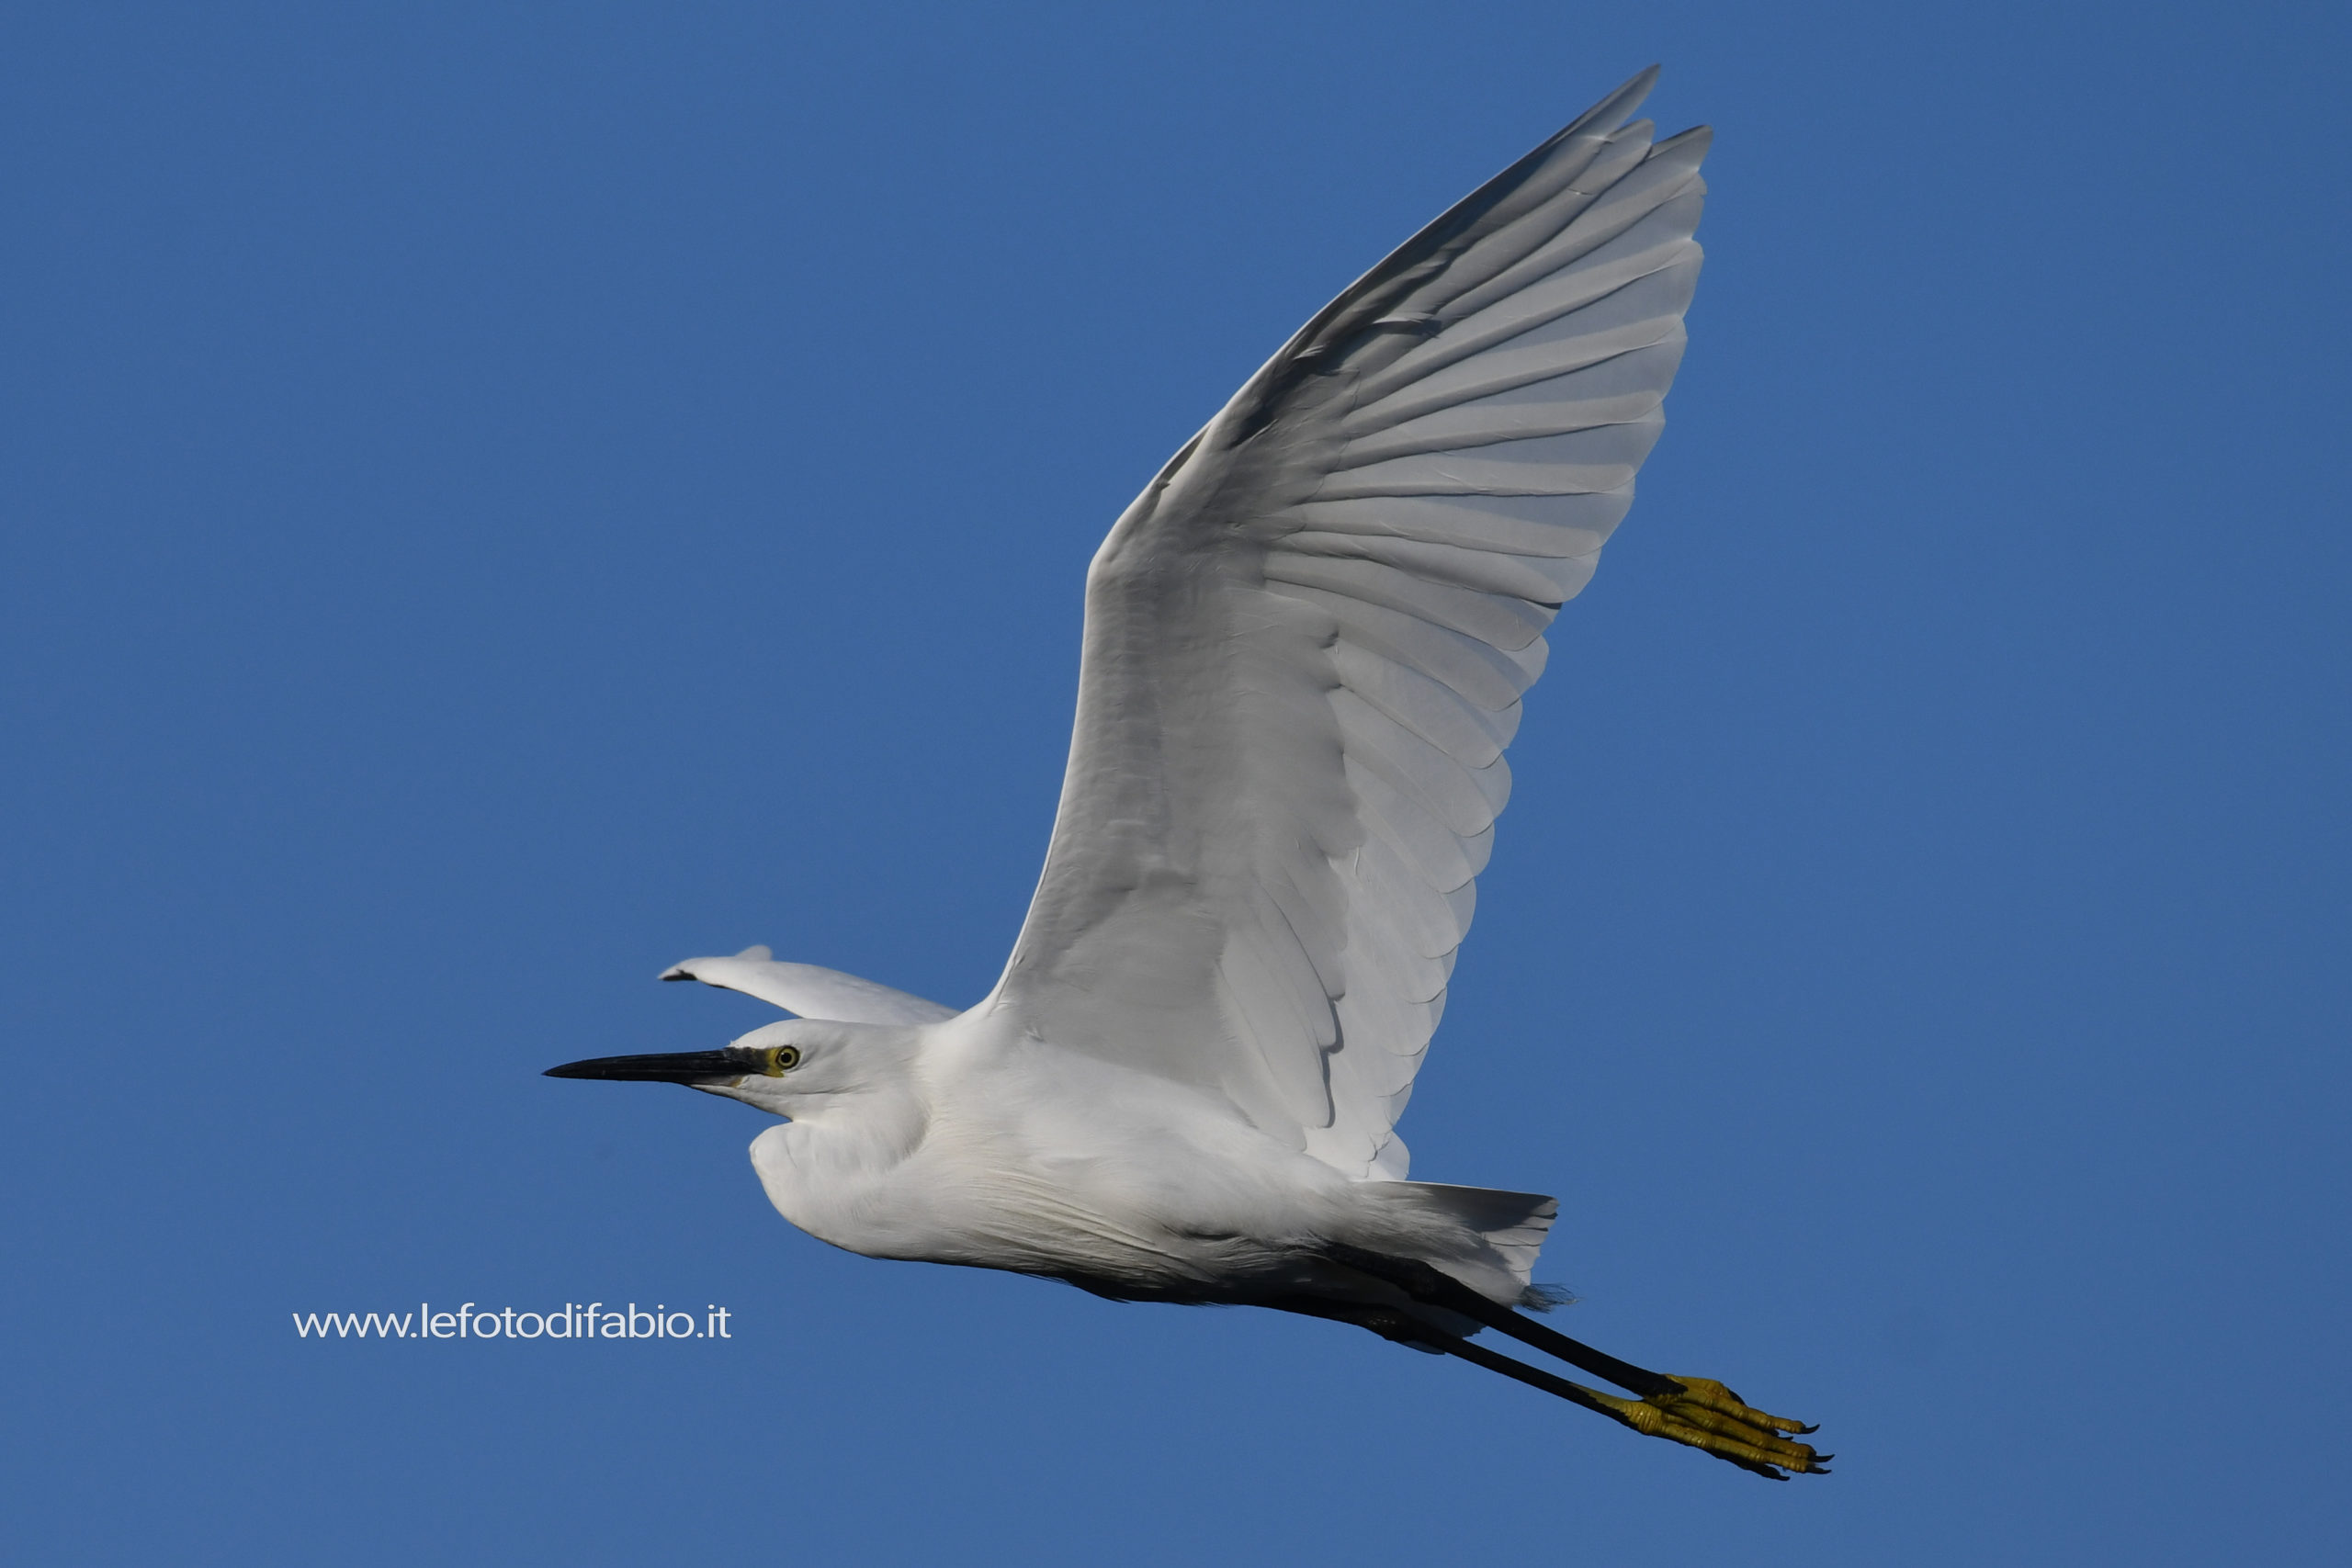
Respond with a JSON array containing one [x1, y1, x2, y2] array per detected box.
[[544, 1049, 752, 1084]]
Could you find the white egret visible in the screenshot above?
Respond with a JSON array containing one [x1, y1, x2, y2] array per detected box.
[[552, 68, 1826, 1478]]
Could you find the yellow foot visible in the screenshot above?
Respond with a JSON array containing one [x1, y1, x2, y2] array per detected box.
[[1587, 1376, 1829, 1478]]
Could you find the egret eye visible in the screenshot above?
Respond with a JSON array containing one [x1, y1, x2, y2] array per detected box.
[[762, 1045, 801, 1077]]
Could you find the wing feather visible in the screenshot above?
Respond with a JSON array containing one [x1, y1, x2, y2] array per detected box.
[[990, 72, 1708, 1176], [661, 948, 958, 1025]]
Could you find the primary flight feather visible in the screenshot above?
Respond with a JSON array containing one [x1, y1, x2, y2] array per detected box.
[[553, 67, 1828, 1480]]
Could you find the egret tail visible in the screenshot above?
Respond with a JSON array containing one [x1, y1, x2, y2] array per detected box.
[[1354, 1180, 1557, 1303]]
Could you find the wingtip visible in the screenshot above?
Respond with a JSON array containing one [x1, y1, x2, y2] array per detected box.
[[1612, 63, 1664, 110], [1559, 65, 1663, 145], [661, 944, 771, 983]]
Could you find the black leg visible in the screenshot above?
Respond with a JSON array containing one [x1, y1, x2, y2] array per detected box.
[[1262, 1293, 1805, 1480], [1436, 1336, 1795, 1480], [1307, 1245, 1830, 1477], [1318, 1242, 1683, 1399]]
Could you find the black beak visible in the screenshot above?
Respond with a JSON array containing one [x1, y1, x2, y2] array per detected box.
[[544, 1048, 752, 1084]]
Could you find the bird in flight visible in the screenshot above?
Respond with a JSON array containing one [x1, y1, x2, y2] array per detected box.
[[551, 67, 1826, 1480]]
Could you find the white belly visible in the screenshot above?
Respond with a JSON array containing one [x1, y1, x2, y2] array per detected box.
[[747, 1071, 1363, 1297]]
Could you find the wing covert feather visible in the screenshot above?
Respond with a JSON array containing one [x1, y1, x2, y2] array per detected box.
[[991, 71, 1708, 1177]]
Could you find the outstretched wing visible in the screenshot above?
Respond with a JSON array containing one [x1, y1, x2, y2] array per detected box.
[[662, 946, 958, 1025], [990, 70, 1707, 1179]]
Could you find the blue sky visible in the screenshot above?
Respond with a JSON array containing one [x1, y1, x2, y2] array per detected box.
[[5, 2, 2346, 1562]]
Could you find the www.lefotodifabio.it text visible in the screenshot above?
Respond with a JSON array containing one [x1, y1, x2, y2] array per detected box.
[[292, 1303, 731, 1339]]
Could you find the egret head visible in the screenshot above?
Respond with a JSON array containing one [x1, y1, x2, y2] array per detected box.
[[544, 1018, 886, 1116]]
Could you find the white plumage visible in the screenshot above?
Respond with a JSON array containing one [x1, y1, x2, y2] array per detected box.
[[648, 62, 1701, 1302], [554, 71, 1826, 1479]]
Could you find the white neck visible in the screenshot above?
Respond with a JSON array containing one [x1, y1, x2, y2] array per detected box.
[[746, 1078, 931, 1256]]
